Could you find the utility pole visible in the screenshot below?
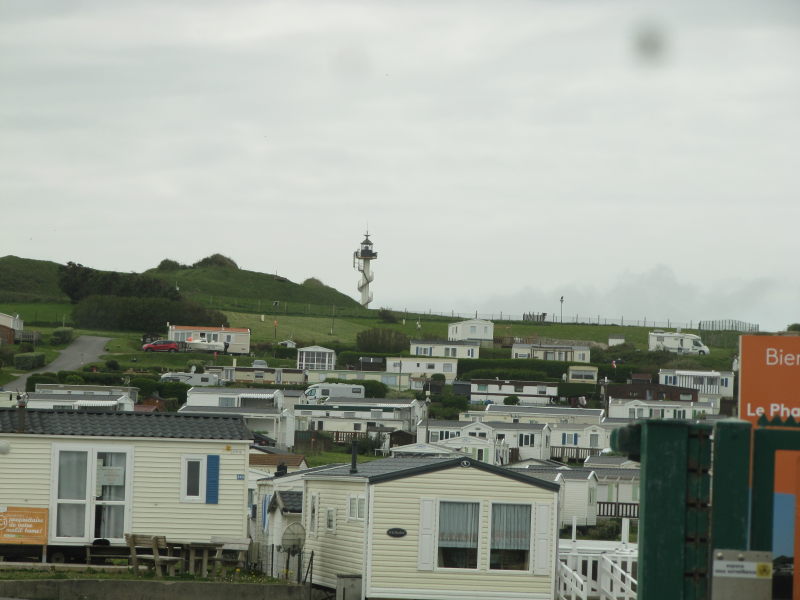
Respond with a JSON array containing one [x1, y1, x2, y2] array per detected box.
[[560, 296, 564, 324]]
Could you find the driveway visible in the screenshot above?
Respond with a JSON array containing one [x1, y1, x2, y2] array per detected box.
[[3, 335, 112, 394]]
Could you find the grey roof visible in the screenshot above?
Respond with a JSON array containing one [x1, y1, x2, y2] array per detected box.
[[584, 455, 637, 467], [410, 339, 480, 346], [425, 420, 546, 431], [276, 490, 303, 513], [590, 467, 640, 480], [522, 466, 597, 481], [304, 456, 560, 492], [485, 405, 604, 416], [317, 397, 417, 406], [178, 406, 280, 416], [0, 408, 252, 440], [188, 387, 278, 395], [26, 392, 127, 401], [258, 463, 348, 482]]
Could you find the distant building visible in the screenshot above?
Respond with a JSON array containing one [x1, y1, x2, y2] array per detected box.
[[410, 339, 480, 359], [297, 346, 336, 371], [167, 324, 251, 354], [511, 343, 591, 363], [447, 319, 494, 344], [469, 379, 558, 406]]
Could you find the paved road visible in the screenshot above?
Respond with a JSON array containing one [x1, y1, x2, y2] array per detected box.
[[3, 335, 112, 394]]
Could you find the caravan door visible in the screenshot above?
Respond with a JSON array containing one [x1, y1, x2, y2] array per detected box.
[[51, 446, 132, 544]]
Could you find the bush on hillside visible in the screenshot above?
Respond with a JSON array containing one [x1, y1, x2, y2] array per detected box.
[[58, 262, 180, 303], [156, 259, 185, 271], [72, 295, 228, 332], [504, 395, 520, 405], [788, 323, 800, 332], [50, 327, 74, 345], [192, 254, 238, 269], [356, 328, 409, 353], [105, 359, 120, 371], [377, 308, 398, 324], [14, 352, 45, 370], [64, 374, 84, 385]]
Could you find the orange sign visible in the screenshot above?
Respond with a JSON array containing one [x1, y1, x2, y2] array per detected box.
[[0, 507, 49, 545], [740, 336, 800, 425]]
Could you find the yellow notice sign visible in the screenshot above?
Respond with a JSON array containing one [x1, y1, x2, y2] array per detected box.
[[0, 506, 49, 545]]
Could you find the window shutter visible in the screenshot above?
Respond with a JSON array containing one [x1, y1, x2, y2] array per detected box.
[[533, 502, 553, 575], [561, 433, 566, 445], [418, 498, 435, 571], [206, 455, 220, 504]]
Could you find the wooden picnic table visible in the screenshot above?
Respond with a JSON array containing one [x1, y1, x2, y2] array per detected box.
[[184, 541, 225, 578]]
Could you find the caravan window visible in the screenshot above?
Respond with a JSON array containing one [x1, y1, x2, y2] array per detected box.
[[438, 501, 479, 568], [490, 504, 531, 570]]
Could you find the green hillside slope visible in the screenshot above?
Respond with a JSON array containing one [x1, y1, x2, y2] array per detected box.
[[146, 265, 365, 315], [0, 255, 69, 302]]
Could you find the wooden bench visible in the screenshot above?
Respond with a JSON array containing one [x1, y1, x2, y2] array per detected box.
[[125, 534, 183, 577], [85, 541, 130, 565], [208, 536, 251, 578]]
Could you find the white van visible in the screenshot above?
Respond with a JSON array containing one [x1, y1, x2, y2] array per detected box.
[[648, 331, 710, 355], [303, 383, 366, 403]]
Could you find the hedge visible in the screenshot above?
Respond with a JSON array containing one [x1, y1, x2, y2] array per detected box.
[[50, 327, 74, 345], [14, 352, 45, 370]]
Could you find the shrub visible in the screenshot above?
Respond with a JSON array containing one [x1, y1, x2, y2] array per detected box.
[[14, 352, 45, 370], [356, 328, 409, 353], [186, 360, 206, 374], [105, 359, 120, 371], [504, 395, 520, 405], [18, 342, 34, 353], [192, 254, 238, 269], [50, 327, 74, 345], [72, 295, 229, 332], [377, 308, 398, 323], [64, 374, 84, 385], [788, 323, 800, 332], [26, 373, 59, 392], [157, 259, 183, 271]]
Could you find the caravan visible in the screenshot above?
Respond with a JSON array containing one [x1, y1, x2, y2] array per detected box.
[[648, 330, 710, 355], [302, 383, 365, 403]]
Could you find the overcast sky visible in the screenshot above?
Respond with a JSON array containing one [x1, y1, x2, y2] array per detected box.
[[1, 0, 798, 330]]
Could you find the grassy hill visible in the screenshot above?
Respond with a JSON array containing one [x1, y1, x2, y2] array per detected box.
[[145, 264, 365, 316], [0, 254, 365, 319], [0, 256, 69, 302]]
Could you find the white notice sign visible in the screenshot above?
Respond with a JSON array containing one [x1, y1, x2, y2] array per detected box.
[[712, 560, 772, 579]]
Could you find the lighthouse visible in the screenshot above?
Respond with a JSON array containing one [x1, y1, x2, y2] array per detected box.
[[353, 232, 377, 308]]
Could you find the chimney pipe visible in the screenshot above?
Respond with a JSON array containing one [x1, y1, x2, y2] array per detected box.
[[349, 439, 358, 474], [15, 394, 27, 434]]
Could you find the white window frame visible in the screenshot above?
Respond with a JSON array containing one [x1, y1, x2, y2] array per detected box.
[[325, 506, 336, 532], [434, 498, 482, 572], [488, 501, 534, 572], [348, 495, 366, 520], [50, 443, 134, 544], [181, 455, 207, 503]]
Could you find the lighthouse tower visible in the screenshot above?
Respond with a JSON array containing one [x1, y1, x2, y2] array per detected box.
[[353, 232, 377, 308]]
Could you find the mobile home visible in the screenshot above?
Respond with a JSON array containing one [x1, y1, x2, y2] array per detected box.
[[648, 330, 709, 355]]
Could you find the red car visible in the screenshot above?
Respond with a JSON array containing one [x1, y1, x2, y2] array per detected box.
[[141, 340, 179, 352]]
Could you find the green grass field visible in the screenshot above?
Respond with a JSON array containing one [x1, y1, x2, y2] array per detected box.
[[304, 449, 384, 468]]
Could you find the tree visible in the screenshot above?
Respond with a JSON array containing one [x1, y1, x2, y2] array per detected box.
[[192, 254, 238, 269], [788, 324, 800, 332], [503, 395, 520, 405], [377, 308, 398, 323]]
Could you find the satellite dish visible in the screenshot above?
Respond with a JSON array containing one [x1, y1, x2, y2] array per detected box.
[[190, 365, 196, 373], [279, 522, 306, 556]]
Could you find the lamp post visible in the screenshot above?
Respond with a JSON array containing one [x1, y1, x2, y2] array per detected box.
[[425, 390, 432, 443], [560, 296, 564, 324]]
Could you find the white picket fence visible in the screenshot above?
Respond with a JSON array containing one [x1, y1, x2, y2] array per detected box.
[[557, 539, 638, 600]]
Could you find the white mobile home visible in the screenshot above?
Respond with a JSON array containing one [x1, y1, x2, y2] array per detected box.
[[511, 344, 591, 364], [470, 379, 559, 406], [447, 319, 494, 343], [462, 404, 605, 426], [23, 392, 134, 413], [303, 456, 560, 599], [410, 340, 480, 359], [0, 408, 251, 561], [168, 324, 251, 355], [386, 357, 459, 383], [522, 467, 598, 527], [658, 369, 735, 403]]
